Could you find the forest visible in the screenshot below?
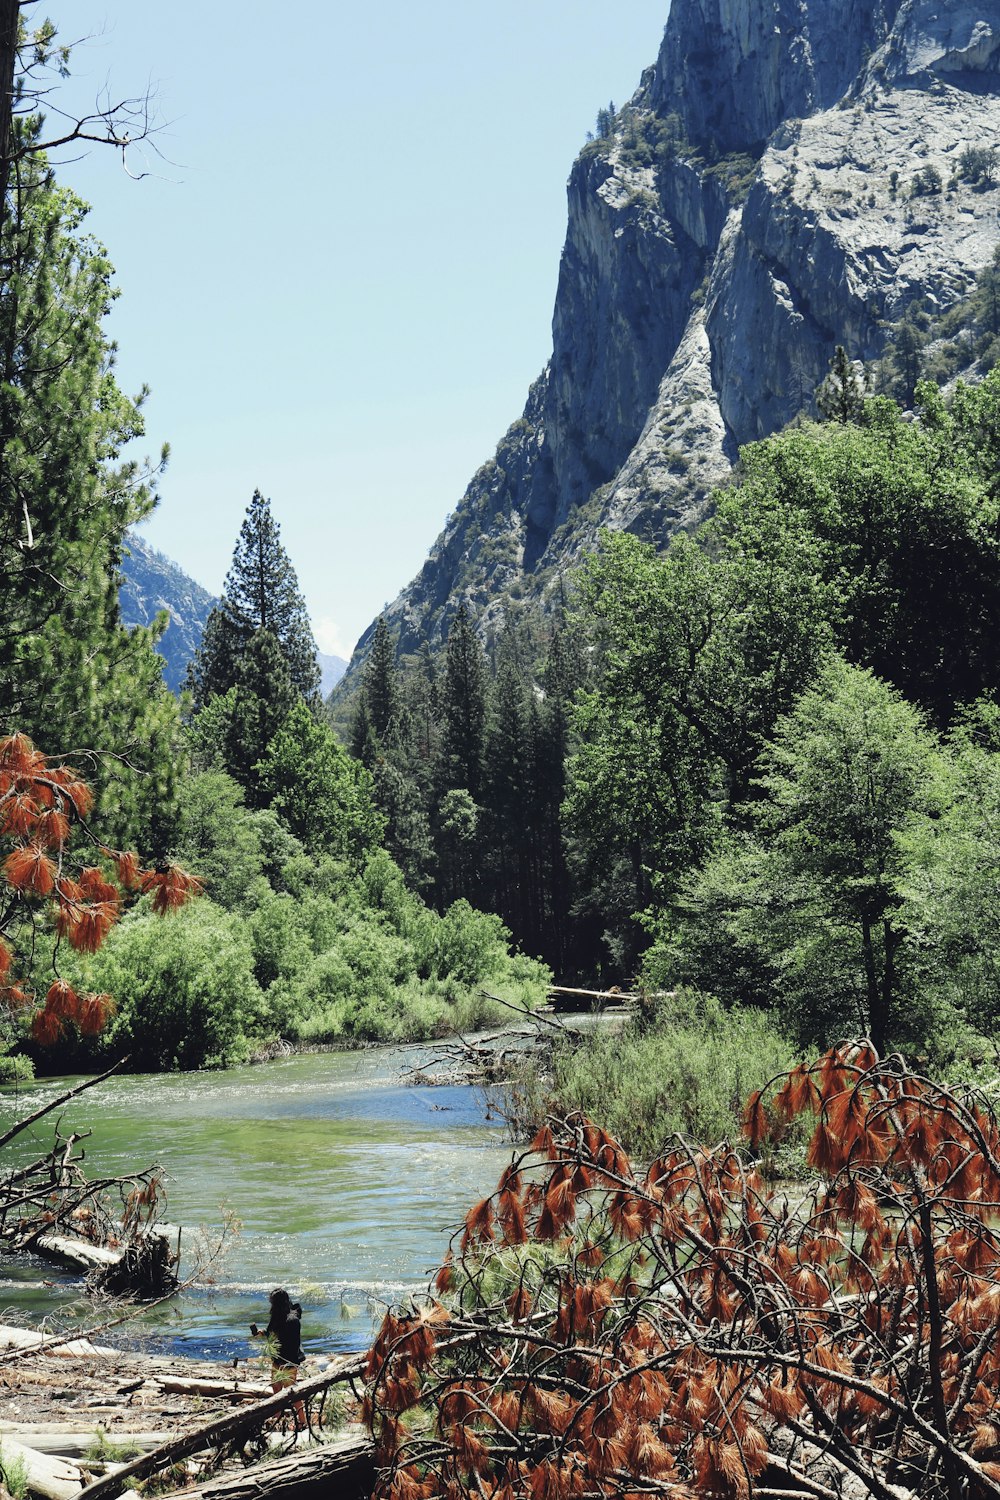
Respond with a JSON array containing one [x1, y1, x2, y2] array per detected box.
[[3, 7, 1000, 1099]]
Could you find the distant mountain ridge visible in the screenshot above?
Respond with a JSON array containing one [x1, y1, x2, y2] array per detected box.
[[118, 533, 217, 693], [118, 533, 346, 696], [345, 0, 1000, 675]]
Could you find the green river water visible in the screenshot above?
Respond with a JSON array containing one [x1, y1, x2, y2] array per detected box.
[[0, 1044, 514, 1364]]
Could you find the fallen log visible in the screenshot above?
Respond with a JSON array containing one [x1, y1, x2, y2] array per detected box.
[[0, 1430, 170, 1459], [171, 1434, 375, 1500], [546, 984, 638, 1008], [35, 1234, 120, 1272], [0, 1324, 116, 1358], [75, 1356, 367, 1500], [0, 1436, 84, 1500], [154, 1377, 271, 1400]]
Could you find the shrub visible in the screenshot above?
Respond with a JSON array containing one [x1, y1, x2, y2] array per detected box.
[[431, 900, 512, 985], [85, 899, 264, 1070]]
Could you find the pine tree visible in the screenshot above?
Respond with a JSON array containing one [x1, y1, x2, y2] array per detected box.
[[816, 345, 869, 423], [363, 615, 402, 743], [483, 659, 536, 940], [191, 490, 320, 707], [437, 605, 488, 803], [224, 628, 298, 806], [0, 139, 183, 853]]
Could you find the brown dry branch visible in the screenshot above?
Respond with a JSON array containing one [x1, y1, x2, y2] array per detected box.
[[364, 1043, 1000, 1500]]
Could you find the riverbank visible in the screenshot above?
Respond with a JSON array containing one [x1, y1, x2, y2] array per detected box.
[[2, 1335, 273, 1434], [1, 1331, 371, 1500]]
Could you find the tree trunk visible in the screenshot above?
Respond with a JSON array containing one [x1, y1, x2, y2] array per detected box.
[[0, 0, 17, 237], [76, 1358, 366, 1500], [172, 1437, 374, 1500]]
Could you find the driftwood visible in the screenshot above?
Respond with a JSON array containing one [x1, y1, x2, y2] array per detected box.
[[154, 1377, 271, 1400], [0, 1435, 85, 1500], [545, 984, 637, 1010], [35, 1234, 120, 1271], [404, 992, 586, 1091], [171, 1434, 375, 1500], [0, 1430, 171, 1458], [0, 1324, 116, 1358], [75, 1356, 367, 1500], [1, 1061, 180, 1299]]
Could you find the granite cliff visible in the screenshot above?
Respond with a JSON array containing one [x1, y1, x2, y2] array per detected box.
[[350, 0, 1000, 666]]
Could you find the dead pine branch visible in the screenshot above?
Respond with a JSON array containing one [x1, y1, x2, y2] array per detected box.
[[364, 1041, 1000, 1500]]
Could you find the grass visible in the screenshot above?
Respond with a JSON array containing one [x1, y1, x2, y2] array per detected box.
[[499, 990, 805, 1163], [84, 1431, 144, 1464], [0, 1446, 29, 1500]]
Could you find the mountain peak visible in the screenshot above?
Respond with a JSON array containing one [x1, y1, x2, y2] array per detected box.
[[345, 0, 1000, 670]]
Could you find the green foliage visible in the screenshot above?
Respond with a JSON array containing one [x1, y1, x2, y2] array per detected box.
[[666, 659, 945, 1053], [0, 1442, 30, 1500], [255, 700, 385, 860], [910, 163, 942, 197], [430, 900, 513, 986], [169, 770, 265, 909], [594, 101, 616, 140], [438, 604, 489, 803], [956, 145, 997, 187], [897, 709, 1000, 1034], [82, 899, 264, 1069], [506, 991, 799, 1160], [0, 142, 183, 853], [0, 1053, 33, 1083], [816, 344, 869, 423], [189, 490, 320, 707]]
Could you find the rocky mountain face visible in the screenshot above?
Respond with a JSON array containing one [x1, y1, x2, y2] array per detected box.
[[118, 533, 217, 693], [354, 0, 1000, 666]]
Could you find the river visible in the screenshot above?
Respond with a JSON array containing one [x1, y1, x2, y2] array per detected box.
[[0, 1044, 515, 1363]]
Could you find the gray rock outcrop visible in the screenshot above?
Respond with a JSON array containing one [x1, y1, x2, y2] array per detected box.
[[348, 0, 1000, 666]]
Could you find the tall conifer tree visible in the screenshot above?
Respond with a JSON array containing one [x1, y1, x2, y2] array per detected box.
[[191, 490, 320, 707], [0, 138, 182, 851], [437, 605, 488, 803]]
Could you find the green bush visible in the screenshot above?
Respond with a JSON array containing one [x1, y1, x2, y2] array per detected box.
[[431, 900, 512, 985], [0, 1052, 33, 1083], [84, 899, 264, 1070]]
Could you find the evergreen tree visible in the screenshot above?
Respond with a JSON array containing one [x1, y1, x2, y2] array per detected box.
[[437, 605, 488, 803], [255, 699, 385, 861], [191, 490, 320, 707], [816, 345, 869, 423], [406, 642, 441, 788], [362, 615, 403, 743], [225, 629, 298, 805], [0, 138, 182, 852], [483, 659, 534, 938]]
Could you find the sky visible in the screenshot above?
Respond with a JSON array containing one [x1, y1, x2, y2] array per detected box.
[[45, 1, 668, 660]]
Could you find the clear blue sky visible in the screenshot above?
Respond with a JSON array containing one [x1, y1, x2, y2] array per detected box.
[[48, 1, 667, 659]]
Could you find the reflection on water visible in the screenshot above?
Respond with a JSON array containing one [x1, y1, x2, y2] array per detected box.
[[0, 1044, 512, 1360]]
